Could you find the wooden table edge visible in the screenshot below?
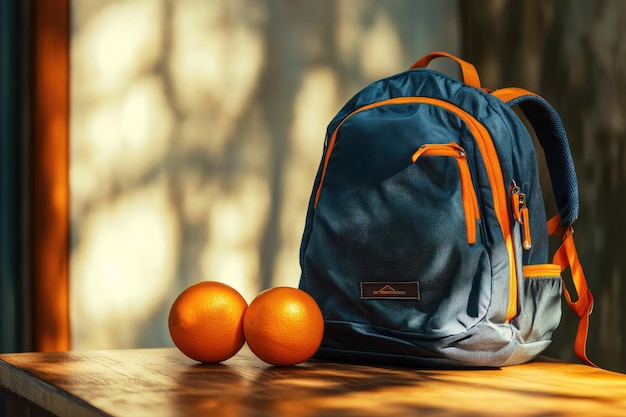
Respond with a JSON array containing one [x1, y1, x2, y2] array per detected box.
[[1, 357, 110, 417]]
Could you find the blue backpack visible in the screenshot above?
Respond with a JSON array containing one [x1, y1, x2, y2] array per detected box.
[[298, 52, 595, 367]]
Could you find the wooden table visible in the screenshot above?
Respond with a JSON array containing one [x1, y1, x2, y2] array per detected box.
[[1, 347, 625, 417]]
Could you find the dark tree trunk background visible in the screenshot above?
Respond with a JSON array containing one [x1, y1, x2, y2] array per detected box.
[[461, 0, 626, 372]]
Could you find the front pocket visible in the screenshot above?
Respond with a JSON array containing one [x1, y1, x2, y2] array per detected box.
[[412, 142, 480, 245], [513, 264, 563, 343], [303, 139, 491, 338], [312, 97, 518, 322]]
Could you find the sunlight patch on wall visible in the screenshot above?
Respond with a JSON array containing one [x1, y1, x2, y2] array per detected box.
[[71, 180, 179, 348], [358, 12, 404, 80], [71, 1, 172, 208], [272, 67, 338, 287], [70, 0, 176, 349], [73, 75, 173, 192], [72, 0, 163, 96], [169, 0, 266, 156], [120, 76, 173, 158], [200, 175, 271, 302]]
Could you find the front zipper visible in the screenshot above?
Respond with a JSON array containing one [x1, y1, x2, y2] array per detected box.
[[314, 97, 518, 322], [411, 143, 480, 245]]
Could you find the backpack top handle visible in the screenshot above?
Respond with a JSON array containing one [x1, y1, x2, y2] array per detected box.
[[410, 51, 482, 89]]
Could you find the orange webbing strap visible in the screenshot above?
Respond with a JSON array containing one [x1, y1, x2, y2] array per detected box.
[[547, 214, 596, 367], [410, 52, 482, 89]]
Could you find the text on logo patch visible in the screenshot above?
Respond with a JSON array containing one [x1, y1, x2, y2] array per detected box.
[[360, 282, 420, 300]]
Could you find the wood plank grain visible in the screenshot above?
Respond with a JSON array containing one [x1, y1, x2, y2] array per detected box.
[[2, 348, 626, 417]]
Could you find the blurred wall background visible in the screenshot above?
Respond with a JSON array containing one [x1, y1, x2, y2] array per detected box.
[[69, 0, 459, 350]]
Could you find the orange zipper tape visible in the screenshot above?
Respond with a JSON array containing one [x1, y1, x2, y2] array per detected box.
[[411, 143, 480, 245]]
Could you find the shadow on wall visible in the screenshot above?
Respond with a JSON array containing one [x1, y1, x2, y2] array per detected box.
[[69, 0, 459, 350]]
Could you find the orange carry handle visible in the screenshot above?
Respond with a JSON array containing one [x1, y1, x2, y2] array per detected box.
[[410, 51, 482, 89]]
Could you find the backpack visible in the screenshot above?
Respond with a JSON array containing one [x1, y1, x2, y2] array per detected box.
[[298, 51, 595, 368]]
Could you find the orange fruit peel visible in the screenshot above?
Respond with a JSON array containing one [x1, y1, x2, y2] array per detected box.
[[244, 287, 324, 366], [168, 281, 248, 363]]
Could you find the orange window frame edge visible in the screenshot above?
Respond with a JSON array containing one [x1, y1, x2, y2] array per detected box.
[[30, 0, 70, 351]]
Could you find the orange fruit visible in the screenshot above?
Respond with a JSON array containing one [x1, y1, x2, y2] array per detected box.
[[168, 281, 248, 363], [243, 287, 324, 366]]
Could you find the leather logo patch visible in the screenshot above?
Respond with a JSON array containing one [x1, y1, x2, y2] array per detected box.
[[360, 282, 420, 300]]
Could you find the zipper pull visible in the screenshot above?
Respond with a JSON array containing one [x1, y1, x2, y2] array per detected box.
[[511, 181, 532, 250], [520, 205, 531, 250]]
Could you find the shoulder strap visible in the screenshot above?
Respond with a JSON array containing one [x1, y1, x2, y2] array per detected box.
[[548, 214, 596, 367], [495, 88, 596, 367], [492, 87, 579, 228]]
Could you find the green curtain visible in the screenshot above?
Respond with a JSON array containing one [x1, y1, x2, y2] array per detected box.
[[0, 0, 30, 354]]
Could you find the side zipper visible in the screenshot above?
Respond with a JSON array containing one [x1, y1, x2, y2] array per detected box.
[[314, 97, 518, 322], [411, 143, 480, 245], [511, 180, 532, 250]]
